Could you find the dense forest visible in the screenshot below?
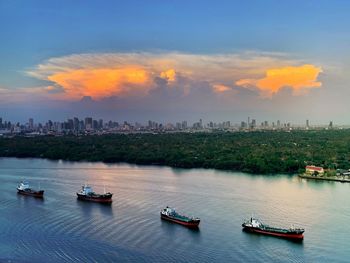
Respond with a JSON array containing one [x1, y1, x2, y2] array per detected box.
[[0, 130, 350, 174]]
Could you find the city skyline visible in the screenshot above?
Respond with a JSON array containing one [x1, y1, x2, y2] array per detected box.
[[1, 1, 350, 123], [0, 115, 337, 136]]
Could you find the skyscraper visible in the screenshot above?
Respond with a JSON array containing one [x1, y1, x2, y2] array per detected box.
[[29, 118, 34, 130], [85, 117, 93, 130], [98, 119, 103, 129], [73, 117, 79, 131]]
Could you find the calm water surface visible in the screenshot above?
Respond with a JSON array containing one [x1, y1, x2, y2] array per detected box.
[[0, 158, 349, 262]]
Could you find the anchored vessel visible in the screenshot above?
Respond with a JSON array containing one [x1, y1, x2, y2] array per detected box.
[[242, 218, 304, 240], [77, 184, 113, 203], [160, 207, 200, 228], [17, 181, 44, 198]]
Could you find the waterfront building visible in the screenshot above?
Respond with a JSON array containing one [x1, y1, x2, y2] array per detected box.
[[305, 165, 324, 175]]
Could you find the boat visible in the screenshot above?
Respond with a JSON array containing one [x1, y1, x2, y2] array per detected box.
[[76, 184, 113, 203], [160, 206, 200, 228], [242, 217, 304, 240], [17, 181, 44, 198]]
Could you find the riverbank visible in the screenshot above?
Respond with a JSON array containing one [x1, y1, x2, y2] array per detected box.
[[0, 130, 350, 174], [298, 173, 350, 182]]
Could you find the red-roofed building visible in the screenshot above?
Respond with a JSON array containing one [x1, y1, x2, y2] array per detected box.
[[305, 165, 324, 175]]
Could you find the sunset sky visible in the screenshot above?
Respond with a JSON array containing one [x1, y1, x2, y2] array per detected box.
[[1, 1, 350, 124]]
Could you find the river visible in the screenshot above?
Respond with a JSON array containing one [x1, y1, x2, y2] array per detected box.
[[0, 158, 348, 262]]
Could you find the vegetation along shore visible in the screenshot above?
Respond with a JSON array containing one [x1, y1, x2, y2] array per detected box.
[[1, 130, 350, 174]]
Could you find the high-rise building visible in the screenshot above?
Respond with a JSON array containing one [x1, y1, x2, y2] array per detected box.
[[48, 120, 53, 130], [0, 117, 2, 128], [85, 117, 93, 130], [251, 119, 256, 128], [306, 119, 309, 128], [93, 120, 99, 130], [79, 120, 85, 131], [329, 121, 333, 128], [29, 118, 34, 130], [277, 120, 281, 127], [73, 117, 79, 131], [67, 119, 74, 130]]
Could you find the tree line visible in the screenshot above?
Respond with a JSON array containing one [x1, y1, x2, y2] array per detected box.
[[0, 130, 349, 174]]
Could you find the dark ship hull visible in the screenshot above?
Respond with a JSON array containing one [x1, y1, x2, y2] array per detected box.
[[77, 193, 113, 203], [161, 213, 200, 228], [242, 224, 304, 240], [17, 189, 44, 198]]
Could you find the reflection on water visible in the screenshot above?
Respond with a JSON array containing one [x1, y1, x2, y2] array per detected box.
[[76, 199, 114, 217], [0, 158, 348, 262]]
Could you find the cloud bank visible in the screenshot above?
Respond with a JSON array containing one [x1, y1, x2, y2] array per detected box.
[[25, 51, 323, 101], [236, 64, 323, 97]]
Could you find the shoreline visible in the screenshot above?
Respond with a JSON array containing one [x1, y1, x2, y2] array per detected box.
[[0, 155, 294, 175], [298, 174, 350, 183]]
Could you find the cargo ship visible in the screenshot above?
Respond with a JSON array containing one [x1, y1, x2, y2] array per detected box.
[[17, 181, 44, 198], [76, 184, 113, 203], [160, 207, 200, 228], [242, 217, 304, 240]]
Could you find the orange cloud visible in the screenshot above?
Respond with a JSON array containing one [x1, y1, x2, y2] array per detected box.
[[47, 67, 150, 99], [236, 64, 322, 97], [27, 52, 324, 101], [160, 69, 176, 82], [212, 84, 231, 93]]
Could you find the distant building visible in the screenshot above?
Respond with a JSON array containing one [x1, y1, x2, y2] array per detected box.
[[92, 120, 99, 130], [68, 119, 74, 130], [29, 118, 34, 130], [85, 117, 93, 130], [73, 117, 79, 131], [305, 165, 324, 175], [306, 119, 309, 128], [251, 119, 256, 129], [98, 119, 103, 129]]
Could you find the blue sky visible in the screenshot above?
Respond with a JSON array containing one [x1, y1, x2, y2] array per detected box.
[[0, 1, 350, 123]]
